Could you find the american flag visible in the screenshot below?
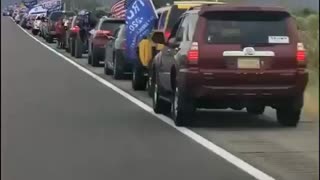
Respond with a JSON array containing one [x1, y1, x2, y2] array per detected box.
[[110, 0, 126, 19]]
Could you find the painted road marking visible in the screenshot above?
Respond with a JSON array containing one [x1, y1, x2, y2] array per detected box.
[[13, 19, 275, 180]]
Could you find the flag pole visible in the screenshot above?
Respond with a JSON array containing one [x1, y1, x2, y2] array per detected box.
[[149, 0, 158, 18]]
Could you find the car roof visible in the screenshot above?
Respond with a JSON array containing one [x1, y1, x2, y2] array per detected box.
[[198, 4, 288, 14], [102, 17, 125, 21], [156, 1, 225, 13]]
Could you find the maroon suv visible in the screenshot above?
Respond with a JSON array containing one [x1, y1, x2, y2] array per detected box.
[[151, 5, 308, 127]]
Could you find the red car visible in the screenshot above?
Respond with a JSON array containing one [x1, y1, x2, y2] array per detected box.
[[151, 5, 308, 127], [88, 17, 124, 67], [55, 12, 76, 48], [55, 17, 64, 48]]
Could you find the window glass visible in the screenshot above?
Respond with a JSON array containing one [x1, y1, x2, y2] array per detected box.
[[167, 8, 185, 31], [175, 16, 187, 42], [100, 20, 124, 33], [186, 14, 199, 41], [49, 12, 63, 21], [205, 11, 289, 45], [158, 10, 168, 30]]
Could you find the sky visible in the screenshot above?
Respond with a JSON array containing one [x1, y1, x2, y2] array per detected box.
[[2, 0, 319, 11]]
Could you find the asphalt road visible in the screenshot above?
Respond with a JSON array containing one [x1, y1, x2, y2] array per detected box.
[[1, 17, 259, 180], [2, 17, 319, 180]]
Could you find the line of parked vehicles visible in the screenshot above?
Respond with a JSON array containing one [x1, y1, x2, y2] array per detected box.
[[7, 1, 309, 127]]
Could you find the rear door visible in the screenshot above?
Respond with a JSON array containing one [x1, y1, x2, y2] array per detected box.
[[49, 12, 63, 31], [197, 11, 298, 86]]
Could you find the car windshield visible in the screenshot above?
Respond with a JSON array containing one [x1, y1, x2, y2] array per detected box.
[[50, 12, 63, 21], [64, 12, 75, 17], [167, 8, 186, 30], [206, 11, 290, 45], [100, 21, 124, 33]]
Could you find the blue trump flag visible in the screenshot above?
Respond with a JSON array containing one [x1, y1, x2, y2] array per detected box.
[[22, 0, 38, 9], [125, 0, 158, 61]]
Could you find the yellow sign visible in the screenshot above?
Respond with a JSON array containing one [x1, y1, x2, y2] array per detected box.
[[20, 3, 26, 8], [175, 1, 225, 9]]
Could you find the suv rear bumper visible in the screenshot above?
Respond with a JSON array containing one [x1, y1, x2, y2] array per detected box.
[[92, 46, 106, 61], [48, 31, 57, 37], [179, 69, 309, 99]]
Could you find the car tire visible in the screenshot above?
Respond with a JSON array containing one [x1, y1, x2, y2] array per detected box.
[[91, 48, 100, 67], [147, 69, 155, 97], [132, 65, 147, 90], [277, 108, 301, 127], [153, 75, 171, 114], [66, 39, 70, 53], [87, 49, 92, 65], [276, 96, 303, 127], [112, 54, 123, 80], [31, 29, 38, 35], [70, 39, 75, 57], [74, 37, 83, 58], [47, 35, 53, 43], [171, 86, 195, 127], [246, 106, 265, 115]]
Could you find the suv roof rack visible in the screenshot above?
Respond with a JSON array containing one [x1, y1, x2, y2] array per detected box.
[[173, 1, 224, 5], [186, 2, 226, 11]]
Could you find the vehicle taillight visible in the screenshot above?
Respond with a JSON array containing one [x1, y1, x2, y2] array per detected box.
[[71, 25, 80, 33], [187, 42, 199, 64], [95, 30, 111, 38], [164, 31, 171, 40], [296, 42, 306, 62]]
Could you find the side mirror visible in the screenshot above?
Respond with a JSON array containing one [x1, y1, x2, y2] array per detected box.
[[152, 31, 166, 44]]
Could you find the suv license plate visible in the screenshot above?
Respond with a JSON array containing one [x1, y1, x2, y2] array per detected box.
[[237, 58, 260, 69]]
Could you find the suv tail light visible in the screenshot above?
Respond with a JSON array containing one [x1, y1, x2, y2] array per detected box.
[[164, 31, 171, 40], [71, 25, 80, 33], [297, 42, 306, 61], [296, 42, 306, 67], [95, 30, 111, 38], [187, 42, 199, 64]]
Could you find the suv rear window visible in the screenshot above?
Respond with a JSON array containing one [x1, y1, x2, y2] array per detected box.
[[205, 11, 290, 45], [50, 12, 63, 21], [100, 20, 124, 33], [64, 12, 75, 17]]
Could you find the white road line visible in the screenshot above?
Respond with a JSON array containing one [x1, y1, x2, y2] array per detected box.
[[14, 19, 275, 180]]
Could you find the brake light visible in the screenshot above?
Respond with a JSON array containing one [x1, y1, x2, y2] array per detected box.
[[296, 42, 306, 62], [164, 31, 171, 39], [187, 42, 199, 64], [71, 25, 80, 33]]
